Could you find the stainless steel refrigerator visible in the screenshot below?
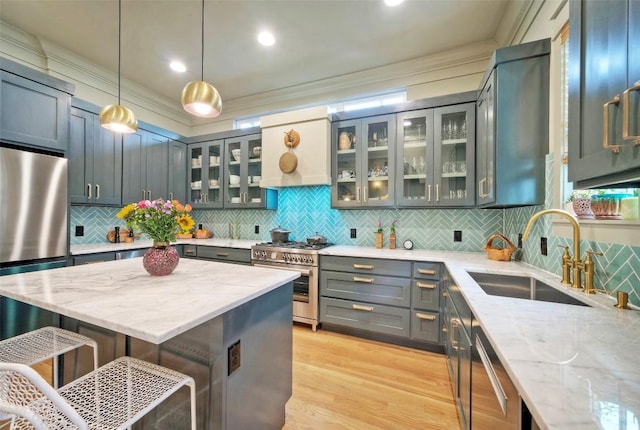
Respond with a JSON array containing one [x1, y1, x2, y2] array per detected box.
[[0, 145, 68, 275]]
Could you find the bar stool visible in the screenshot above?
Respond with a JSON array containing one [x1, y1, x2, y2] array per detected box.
[[0, 356, 197, 430], [0, 326, 99, 388]]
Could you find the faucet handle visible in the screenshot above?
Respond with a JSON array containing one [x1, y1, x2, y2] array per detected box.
[[585, 249, 603, 261], [583, 249, 603, 294]]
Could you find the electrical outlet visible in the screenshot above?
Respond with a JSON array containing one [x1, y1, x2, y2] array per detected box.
[[350, 228, 357, 239], [540, 237, 548, 256], [254, 225, 259, 234], [75, 226, 84, 237], [228, 340, 241, 375], [518, 233, 523, 248], [453, 230, 462, 242]]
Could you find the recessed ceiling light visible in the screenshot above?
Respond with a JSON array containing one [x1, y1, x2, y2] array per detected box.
[[169, 61, 186, 73], [384, 0, 404, 6], [257, 31, 275, 46]]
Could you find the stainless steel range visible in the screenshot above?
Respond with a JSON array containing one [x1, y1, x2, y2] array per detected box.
[[251, 241, 332, 331]]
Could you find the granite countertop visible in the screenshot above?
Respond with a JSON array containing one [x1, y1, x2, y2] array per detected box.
[[320, 246, 640, 430], [0, 258, 298, 344], [70, 238, 259, 255]]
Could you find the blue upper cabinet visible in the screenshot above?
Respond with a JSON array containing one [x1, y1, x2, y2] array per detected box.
[[568, 0, 640, 188], [0, 58, 73, 153]]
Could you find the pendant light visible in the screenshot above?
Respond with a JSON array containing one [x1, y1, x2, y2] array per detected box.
[[181, 0, 222, 118], [100, 0, 138, 133]]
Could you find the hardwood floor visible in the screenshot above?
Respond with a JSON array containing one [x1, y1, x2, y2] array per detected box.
[[283, 324, 461, 430]]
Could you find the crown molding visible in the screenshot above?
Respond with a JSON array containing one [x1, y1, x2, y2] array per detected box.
[[495, 0, 546, 46]]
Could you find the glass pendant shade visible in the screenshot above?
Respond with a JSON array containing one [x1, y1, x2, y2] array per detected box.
[[99, 104, 138, 133], [181, 80, 222, 118]]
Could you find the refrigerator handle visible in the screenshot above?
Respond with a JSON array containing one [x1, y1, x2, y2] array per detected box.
[[87, 183, 92, 199]]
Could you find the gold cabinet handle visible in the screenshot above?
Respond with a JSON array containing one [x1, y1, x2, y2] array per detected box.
[[417, 282, 436, 289], [353, 264, 374, 270], [442, 291, 448, 297], [417, 268, 436, 275], [356, 187, 361, 202], [603, 95, 621, 153], [87, 183, 92, 199], [435, 184, 440, 202], [416, 312, 436, 321], [216, 252, 229, 257], [623, 80, 640, 145], [442, 326, 448, 333], [352, 304, 373, 312], [363, 187, 368, 202], [427, 184, 432, 202], [95, 184, 100, 200], [478, 177, 488, 198], [184, 249, 196, 255], [353, 276, 374, 283]]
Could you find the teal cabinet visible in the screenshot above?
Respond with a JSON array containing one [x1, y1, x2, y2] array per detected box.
[[476, 39, 550, 207], [568, 0, 640, 188], [168, 140, 187, 204], [69, 105, 122, 205], [188, 140, 224, 208], [224, 134, 269, 208], [1, 60, 73, 152], [122, 129, 169, 204]]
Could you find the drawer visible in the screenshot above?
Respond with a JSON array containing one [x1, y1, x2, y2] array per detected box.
[[320, 297, 410, 338], [73, 252, 116, 265], [197, 246, 251, 264], [410, 310, 440, 343], [183, 245, 197, 258], [320, 255, 411, 277], [321, 271, 411, 307], [413, 262, 441, 280], [411, 279, 441, 311]]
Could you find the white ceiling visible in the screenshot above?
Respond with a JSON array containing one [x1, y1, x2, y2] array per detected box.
[[1, 0, 518, 116]]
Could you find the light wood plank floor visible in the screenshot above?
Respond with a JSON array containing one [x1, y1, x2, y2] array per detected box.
[[283, 324, 461, 430]]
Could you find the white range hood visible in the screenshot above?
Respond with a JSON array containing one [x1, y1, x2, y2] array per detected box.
[[260, 106, 331, 187]]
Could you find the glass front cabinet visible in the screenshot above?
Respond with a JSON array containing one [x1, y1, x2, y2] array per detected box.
[[188, 140, 224, 208], [331, 115, 396, 208], [396, 104, 475, 207], [224, 134, 264, 208]]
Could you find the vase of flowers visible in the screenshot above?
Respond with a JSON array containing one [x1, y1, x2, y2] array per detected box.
[[117, 199, 194, 276], [389, 219, 397, 249], [375, 218, 383, 249]]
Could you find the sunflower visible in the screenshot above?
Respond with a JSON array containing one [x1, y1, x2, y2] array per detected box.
[[177, 214, 195, 233], [116, 203, 136, 220]]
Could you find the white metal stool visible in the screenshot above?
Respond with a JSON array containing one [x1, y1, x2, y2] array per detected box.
[[0, 356, 197, 430], [0, 326, 99, 388]]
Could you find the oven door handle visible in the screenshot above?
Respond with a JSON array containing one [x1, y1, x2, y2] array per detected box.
[[252, 263, 312, 276]]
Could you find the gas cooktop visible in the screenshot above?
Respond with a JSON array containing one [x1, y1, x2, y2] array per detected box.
[[253, 241, 333, 251]]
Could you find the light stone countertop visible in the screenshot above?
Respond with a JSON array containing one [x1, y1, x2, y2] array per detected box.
[[70, 238, 259, 255], [320, 246, 640, 430], [0, 258, 298, 344]]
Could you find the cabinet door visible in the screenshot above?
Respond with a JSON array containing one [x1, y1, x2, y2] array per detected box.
[[69, 107, 93, 203], [332, 119, 362, 207], [476, 72, 495, 206], [122, 131, 146, 204], [168, 141, 187, 203], [144, 131, 169, 201], [225, 137, 246, 207], [244, 134, 264, 207], [396, 110, 434, 206], [434, 103, 475, 207], [0, 71, 70, 152], [568, 0, 640, 186], [361, 115, 395, 207], [91, 123, 122, 205]]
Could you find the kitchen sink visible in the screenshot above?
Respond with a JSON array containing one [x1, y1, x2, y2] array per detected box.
[[467, 272, 590, 307]]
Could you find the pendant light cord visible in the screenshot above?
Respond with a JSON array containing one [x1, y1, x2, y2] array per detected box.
[[118, 0, 122, 105], [201, 0, 205, 81]]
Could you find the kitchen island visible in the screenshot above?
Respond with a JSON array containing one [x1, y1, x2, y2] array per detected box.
[[0, 258, 299, 430]]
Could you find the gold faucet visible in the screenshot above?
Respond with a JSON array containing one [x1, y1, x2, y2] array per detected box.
[[522, 209, 583, 290]]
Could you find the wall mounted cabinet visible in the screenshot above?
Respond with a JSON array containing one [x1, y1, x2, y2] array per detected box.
[[69, 105, 122, 205], [0, 59, 73, 153], [168, 141, 187, 203], [568, 0, 640, 188], [122, 129, 169, 204], [331, 115, 396, 208], [476, 39, 550, 208], [188, 140, 224, 208]]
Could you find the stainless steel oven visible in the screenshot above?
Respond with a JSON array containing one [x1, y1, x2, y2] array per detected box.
[[251, 242, 331, 331]]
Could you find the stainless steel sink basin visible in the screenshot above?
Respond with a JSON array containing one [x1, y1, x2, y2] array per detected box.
[[468, 272, 590, 307]]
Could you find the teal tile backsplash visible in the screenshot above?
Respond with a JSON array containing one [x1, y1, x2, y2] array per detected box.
[[71, 155, 639, 306]]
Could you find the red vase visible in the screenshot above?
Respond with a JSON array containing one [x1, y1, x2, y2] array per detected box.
[[143, 242, 179, 276]]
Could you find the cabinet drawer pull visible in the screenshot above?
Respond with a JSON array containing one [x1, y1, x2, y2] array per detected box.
[[353, 264, 374, 270], [184, 249, 196, 255], [417, 268, 436, 275], [603, 95, 621, 153], [417, 282, 436, 289], [442, 291, 448, 297], [216, 252, 229, 257], [352, 304, 373, 312], [623, 80, 640, 145], [442, 326, 448, 333], [353, 276, 373, 283], [416, 313, 436, 321]]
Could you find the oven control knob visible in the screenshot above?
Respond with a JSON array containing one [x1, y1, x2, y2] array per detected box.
[[308, 256, 314, 264], [301, 256, 307, 262], [269, 251, 277, 260], [261, 251, 266, 257]]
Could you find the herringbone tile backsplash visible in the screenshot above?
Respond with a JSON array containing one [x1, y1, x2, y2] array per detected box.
[[71, 155, 639, 305]]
